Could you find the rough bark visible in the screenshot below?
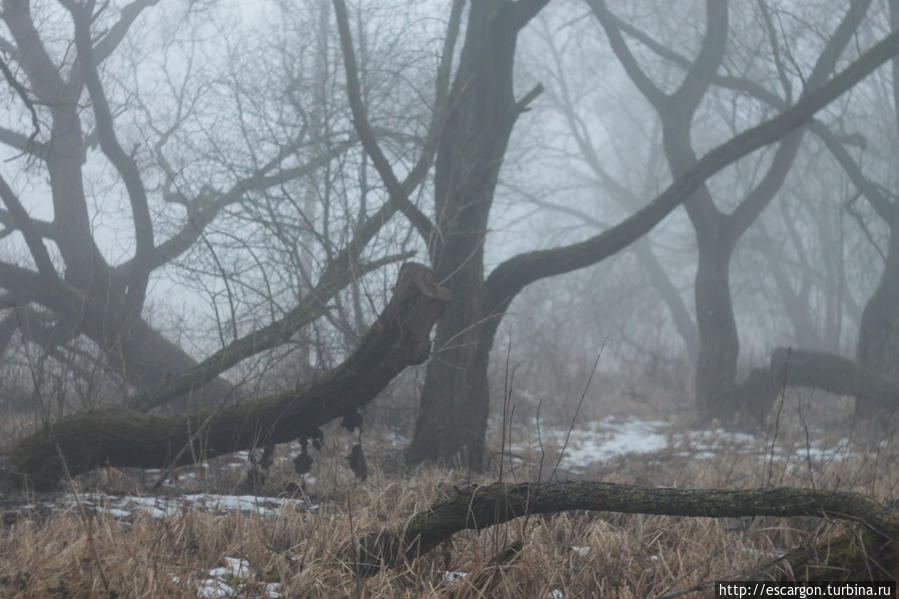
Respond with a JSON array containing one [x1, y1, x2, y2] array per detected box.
[[3, 264, 448, 490], [407, 0, 547, 470], [732, 347, 899, 426], [346, 480, 899, 576]]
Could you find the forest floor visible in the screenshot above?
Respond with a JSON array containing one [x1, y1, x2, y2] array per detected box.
[[1, 387, 897, 598]]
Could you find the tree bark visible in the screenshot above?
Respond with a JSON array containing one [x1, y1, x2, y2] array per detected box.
[[4, 264, 448, 491], [407, 0, 547, 470], [346, 480, 899, 577]]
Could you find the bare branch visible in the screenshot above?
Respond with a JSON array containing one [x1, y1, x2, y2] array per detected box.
[[65, 1, 153, 310], [332, 0, 433, 242], [0, 174, 57, 277]]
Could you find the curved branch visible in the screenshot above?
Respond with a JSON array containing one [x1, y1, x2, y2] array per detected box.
[[587, 0, 668, 111], [348, 481, 899, 575], [123, 250, 416, 412], [671, 0, 728, 115], [485, 29, 899, 314], [92, 0, 161, 66], [7, 263, 448, 490]]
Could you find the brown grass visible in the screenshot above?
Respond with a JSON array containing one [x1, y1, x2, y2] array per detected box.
[[2, 381, 897, 598], [2, 428, 897, 599]]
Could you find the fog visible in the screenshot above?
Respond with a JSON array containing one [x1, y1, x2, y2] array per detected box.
[[1, 0, 897, 474]]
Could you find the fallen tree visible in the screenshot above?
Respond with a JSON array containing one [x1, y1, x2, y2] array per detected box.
[[3, 263, 448, 491], [733, 347, 899, 425], [348, 481, 899, 579]]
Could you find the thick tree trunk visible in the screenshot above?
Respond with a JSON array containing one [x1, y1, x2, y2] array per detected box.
[[408, 0, 544, 470], [734, 347, 899, 425], [4, 264, 447, 490], [693, 235, 741, 420], [407, 286, 494, 469], [406, 21, 899, 464]]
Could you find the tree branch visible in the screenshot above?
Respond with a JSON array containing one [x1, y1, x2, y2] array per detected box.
[[0, 176, 57, 277], [332, 0, 434, 242], [6, 263, 448, 490], [586, 0, 668, 111], [485, 29, 899, 314], [348, 481, 899, 575], [66, 1, 154, 310]]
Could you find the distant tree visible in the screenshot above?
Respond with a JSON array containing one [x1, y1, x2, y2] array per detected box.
[[587, 0, 880, 421]]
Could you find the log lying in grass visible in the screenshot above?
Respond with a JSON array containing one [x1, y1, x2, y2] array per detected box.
[[348, 481, 899, 576], [4, 263, 448, 491], [734, 347, 899, 424]]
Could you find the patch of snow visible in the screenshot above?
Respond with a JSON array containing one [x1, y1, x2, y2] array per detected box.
[[223, 557, 251, 579], [442, 571, 468, 583], [197, 578, 234, 598]]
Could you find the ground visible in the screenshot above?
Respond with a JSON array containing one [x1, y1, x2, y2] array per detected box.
[[0, 384, 896, 598]]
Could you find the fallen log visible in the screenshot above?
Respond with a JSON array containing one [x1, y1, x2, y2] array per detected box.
[[732, 347, 899, 426], [348, 481, 899, 576], [770, 347, 899, 411], [3, 263, 448, 491]]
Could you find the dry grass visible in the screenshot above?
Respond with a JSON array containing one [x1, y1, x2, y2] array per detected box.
[[2, 430, 897, 599], [2, 380, 897, 598]]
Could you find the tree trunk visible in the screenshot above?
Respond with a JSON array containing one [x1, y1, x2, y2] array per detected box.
[[408, 298, 495, 469], [3, 264, 447, 490], [407, 0, 544, 470], [692, 232, 741, 420], [855, 243, 899, 415], [854, 0, 899, 417], [855, 195, 899, 415], [736, 347, 899, 424]]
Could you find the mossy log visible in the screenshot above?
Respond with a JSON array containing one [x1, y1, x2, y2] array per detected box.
[[766, 527, 899, 581], [5, 263, 448, 490], [348, 481, 899, 576]]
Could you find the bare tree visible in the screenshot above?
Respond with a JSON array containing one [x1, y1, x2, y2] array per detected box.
[[0, 0, 445, 416]]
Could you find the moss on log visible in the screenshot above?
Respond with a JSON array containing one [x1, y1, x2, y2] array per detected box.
[[348, 481, 899, 576], [5, 263, 448, 490]]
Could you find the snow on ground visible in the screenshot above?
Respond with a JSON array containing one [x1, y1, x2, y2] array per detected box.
[[512, 415, 878, 474], [55, 492, 314, 520], [195, 556, 282, 598]]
